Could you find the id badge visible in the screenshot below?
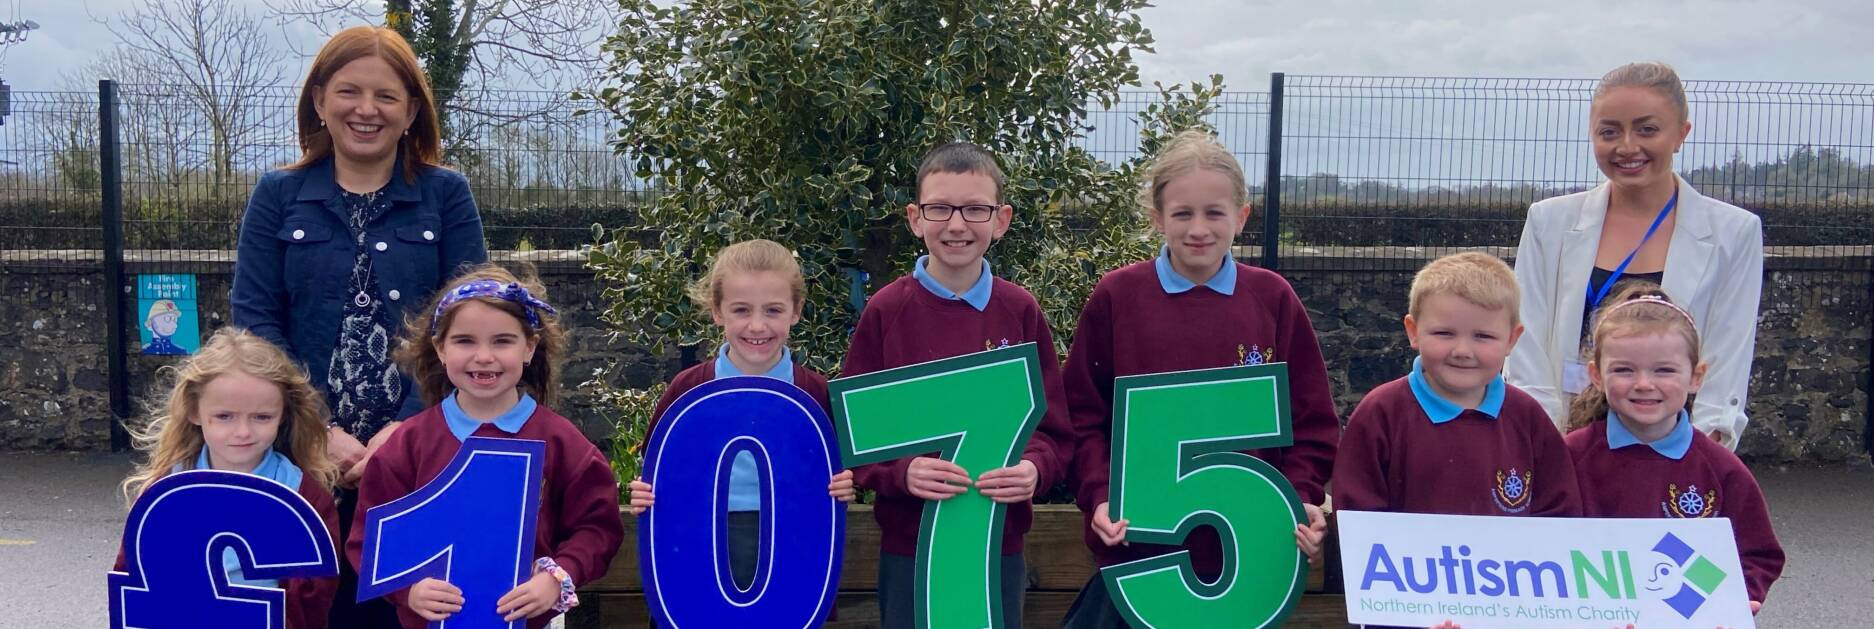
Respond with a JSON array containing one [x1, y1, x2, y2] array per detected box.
[[1562, 359, 1590, 395]]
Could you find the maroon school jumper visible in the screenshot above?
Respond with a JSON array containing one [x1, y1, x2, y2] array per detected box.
[[1566, 420, 1784, 603], [1065, 259, 1341, 573], [115, 474, 341, 629], [347, 404, 624, 629], [651, 362, 832, 430], [1333, 376, 1581, 517], [841, 273, 1076, 557]]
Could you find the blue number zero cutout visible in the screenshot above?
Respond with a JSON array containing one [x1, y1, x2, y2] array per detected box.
[[640, 376, 845, 628], [356, 436, 546, 629], [107, 470, 340, 629]]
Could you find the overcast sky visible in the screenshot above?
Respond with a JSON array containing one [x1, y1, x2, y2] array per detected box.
[[4, 0, 1870, 92]]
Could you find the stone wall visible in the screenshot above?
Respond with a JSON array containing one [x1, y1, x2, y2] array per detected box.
[[1282, 254, 1872, 464], [1, 252, 673, 450], [3, 250, 1868, 464]]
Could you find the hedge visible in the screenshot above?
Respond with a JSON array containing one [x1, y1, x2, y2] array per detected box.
[[3, 197, 1866, 252], [0, 198, 647, 251]]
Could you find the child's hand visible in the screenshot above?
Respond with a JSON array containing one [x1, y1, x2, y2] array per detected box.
[[905, 457, 971, 501], [1294, 502, 1328, 569], [407, 577, 463, 621], [827, 470, 856, 502], [496, 571, 560, 621], [1429, 622, 1460, 629], [1090, 502, 1128, 546], [976, 459, 1038, 504], [627, 479, 655, 516]]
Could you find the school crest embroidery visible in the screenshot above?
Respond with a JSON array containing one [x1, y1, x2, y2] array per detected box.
[[1238, 344, 1265, 365], [984, 337, 1012, 351], [1492, 468, 1533, 513], [1662, 483, 1719, 518]]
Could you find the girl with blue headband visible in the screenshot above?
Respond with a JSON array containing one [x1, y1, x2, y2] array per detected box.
[[345, 263, 623, 628]]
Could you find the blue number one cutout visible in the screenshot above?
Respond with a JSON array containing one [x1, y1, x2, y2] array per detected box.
[[639, 376, 845, 629], [108, 470, 340, 629], [356, 436, 546, 629]]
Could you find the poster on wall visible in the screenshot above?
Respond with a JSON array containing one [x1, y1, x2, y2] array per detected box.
[[138, 274, 198, 355]]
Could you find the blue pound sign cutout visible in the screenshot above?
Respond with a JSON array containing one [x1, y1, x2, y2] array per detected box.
[[356, 436, 546, 629], [108, 469, 340, 629], [639, 376, 846, 629]]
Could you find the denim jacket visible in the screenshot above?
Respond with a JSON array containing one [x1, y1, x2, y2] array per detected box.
[[232, 156, 487, 424]]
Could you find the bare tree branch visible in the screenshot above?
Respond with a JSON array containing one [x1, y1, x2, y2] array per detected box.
[[95, 0, 293, 194]]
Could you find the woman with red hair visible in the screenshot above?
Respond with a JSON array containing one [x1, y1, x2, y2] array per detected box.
[[231, 25, 487, 627]]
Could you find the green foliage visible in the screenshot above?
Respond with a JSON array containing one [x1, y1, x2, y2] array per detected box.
[[582, 371, 666, 490], [386, 0, 470, 140], [585, 0, 1226, 381]]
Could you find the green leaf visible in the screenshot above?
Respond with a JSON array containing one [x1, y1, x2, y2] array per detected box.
[[592, 0, 1176, 463]]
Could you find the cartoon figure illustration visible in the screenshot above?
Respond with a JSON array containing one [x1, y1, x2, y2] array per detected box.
[[142, 299, 186, 355]]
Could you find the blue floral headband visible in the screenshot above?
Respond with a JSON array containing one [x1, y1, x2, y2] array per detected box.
[[430, 279, 558, 335]]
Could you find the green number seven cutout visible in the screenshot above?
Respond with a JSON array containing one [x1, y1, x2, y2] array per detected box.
[[1103, 363, 1307, 628], [829, 343, 1043, 629]]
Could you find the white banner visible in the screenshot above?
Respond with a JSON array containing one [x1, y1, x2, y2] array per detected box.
[[1338, 510, 1755, 628]]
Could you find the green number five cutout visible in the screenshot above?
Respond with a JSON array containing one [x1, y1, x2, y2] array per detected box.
[[1103, 363, 1307, 628], [829, 343, 1043, 629]]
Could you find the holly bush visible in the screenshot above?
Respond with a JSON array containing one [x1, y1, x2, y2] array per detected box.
[[582, 0, 1226, 473]]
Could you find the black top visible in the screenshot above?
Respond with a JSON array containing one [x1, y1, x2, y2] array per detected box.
[[1582, 266, 1664, 339]]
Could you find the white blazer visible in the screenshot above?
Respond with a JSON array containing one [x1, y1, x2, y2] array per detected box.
[[1505, 175, 1763, 448]]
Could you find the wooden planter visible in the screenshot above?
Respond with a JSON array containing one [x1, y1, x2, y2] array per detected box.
[[567, 504, 1350, 628]]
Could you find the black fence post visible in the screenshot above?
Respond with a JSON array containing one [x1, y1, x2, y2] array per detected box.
[[1262, 72, 1284, 271], [99, 79, 130, 451], [1866, 268, 1872, 458]]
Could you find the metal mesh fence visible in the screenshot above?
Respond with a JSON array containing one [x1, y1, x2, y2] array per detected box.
[[1276, 75, 1874, 271], [0, 89, 103, 269], [3, 78, 1868, 310], [1076, 89, 1273, 255]]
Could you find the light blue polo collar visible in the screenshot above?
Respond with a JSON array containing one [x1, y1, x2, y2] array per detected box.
[[714, 343, 796, 384], [442, 391, 536, 442], [1408, 357, 1505, 423], [193, 447, 303, 489], [1607, 410, 1694, 460], [1154, 245, 1236, 295], [912, 255, 993, 311]]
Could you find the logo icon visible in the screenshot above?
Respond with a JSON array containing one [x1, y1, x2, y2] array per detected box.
[[1647, 533, 1729, 618], [1662, 483, 1719, 518], [1491, 468, 1532, 513], [1238, 343, 1265, 365]]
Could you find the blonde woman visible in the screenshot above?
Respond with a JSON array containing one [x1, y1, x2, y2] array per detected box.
[[1506, 62, 1764, 449]]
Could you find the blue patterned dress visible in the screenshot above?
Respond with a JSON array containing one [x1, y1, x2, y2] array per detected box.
[[327, 188, 404, 440]]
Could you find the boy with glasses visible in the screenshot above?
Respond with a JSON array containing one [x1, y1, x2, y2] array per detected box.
[[842, 141, 1077, 628]]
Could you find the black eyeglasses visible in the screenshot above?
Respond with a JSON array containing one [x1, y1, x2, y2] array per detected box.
[[917, 203, 998, 223]]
